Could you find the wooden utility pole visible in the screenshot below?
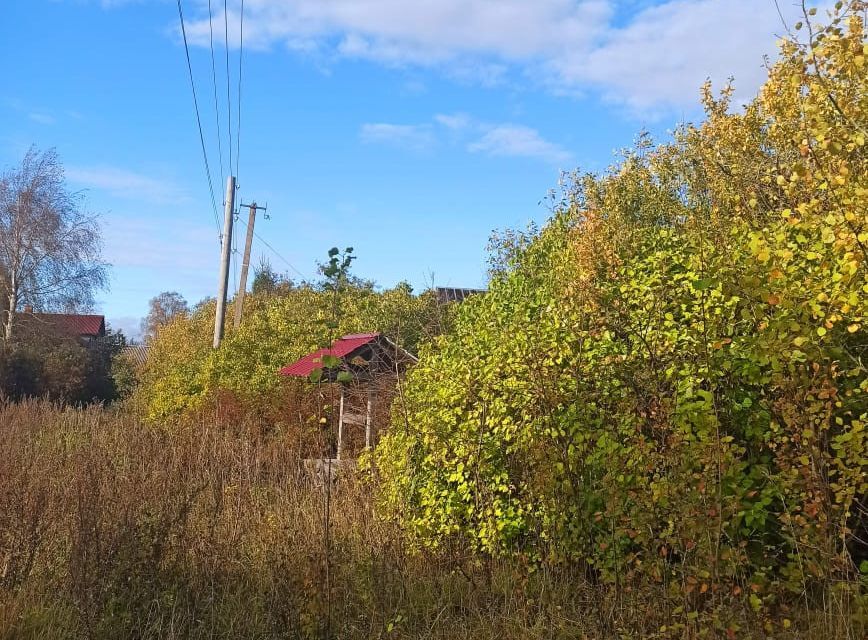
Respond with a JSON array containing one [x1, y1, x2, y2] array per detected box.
[[233, 201, 265, 329], [213, 175, 236, 349]]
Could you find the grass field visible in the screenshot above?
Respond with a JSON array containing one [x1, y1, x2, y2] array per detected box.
[[0, 400, 863, 639]]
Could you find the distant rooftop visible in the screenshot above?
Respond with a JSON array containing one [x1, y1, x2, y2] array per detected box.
[[30, 312, 106, 338], [435, 287, 486, 304], [119, 344, 149, 367]]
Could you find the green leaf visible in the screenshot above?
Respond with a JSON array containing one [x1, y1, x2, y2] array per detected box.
[[308, 368, 323, 383], [692, 278, 714, 291], [336, 371, 353, 383], [322, 354, 341, 368]]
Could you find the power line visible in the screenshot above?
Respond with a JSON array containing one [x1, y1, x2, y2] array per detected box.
[[207, 0, 225, 186], [224, 0, 233, 175], [176, 0, 221, 237], [235, 0, 245, 181], [256, 231, 308, 281], [236, 214, 308, 280]]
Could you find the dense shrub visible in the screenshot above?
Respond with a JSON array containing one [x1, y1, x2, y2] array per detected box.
[[376, 5, 867, 630], [0, 327, 124, 404]]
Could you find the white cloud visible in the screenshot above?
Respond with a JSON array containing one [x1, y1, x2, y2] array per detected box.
[[66, 166, 189, 204], [468, 125, 572, 164], [28, 112, 56, 125], [363, 114, 571, 164], [186, 0, 610, 58], [359, 123, 434, 150], [434, 113, 472, 130], [549, 0, 819, 112], [180, 0, 824, 114]]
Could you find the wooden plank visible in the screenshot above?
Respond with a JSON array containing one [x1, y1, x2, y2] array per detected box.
[[337, 387, 344, 460], [342, 412, 366, 426]]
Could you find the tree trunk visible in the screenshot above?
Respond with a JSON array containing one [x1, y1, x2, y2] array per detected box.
[[4, 284, 16, 341]]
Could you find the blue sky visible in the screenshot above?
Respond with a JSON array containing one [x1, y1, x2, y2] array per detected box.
[[0, 0, 818, 339]]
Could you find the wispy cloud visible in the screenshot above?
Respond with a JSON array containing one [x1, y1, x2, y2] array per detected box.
[[468, 125, 572, 164], [66, 166, 189, 204], [176, 0, 824, 115], [28, 112, 56, 125], [3, 100, 65, 126], [359, 123, 434, 151], [434, 113, 471, 131], [101, 216, 218, 270], [99, 0, 148, 7], [362, 113, 570, 165], [106, 315, 143, 341]]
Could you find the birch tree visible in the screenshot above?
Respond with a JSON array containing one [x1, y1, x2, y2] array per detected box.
[[0, 147, 107, 340], [141, 291, 189, 342]]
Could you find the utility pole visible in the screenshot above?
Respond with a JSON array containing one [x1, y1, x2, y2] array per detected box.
[[233, 201, 266, 329], [213, 175, 236, 349]]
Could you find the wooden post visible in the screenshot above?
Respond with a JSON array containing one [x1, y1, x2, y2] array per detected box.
[[364, 387, 373, 449], [337, 386, 345, 460], [233, 202, 257, 329]]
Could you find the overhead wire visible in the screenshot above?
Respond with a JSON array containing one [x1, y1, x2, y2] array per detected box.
[[236, 214, 309, 281], [235, 0, 244, 181], [232, 0, 245, 297], [207, 0, 225, 186], [224, 0, 233, 175], [182, 0, 277, 290], [176, 0, 221, 238]]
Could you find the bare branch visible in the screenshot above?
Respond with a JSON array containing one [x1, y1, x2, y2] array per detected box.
[[0, 147, 108, 340]]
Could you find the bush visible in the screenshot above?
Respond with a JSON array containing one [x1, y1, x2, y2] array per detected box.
[[0, 326, 124, 404], [375, 4, 867, 630]]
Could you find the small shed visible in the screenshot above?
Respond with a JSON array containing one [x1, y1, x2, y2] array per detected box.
[[279, 332, 416, 459]]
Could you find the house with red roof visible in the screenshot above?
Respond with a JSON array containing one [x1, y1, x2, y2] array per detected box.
[[279, 332, 415, 380], [19, 305, 106, 343], [280, 332, 416, 460]]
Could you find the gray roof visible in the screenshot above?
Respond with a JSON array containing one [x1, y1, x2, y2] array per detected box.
[[435, 287, 486, 304], [119, 344, 149, 367]]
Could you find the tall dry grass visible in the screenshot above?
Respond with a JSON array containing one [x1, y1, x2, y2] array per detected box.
[[0, 400, 863, 639]]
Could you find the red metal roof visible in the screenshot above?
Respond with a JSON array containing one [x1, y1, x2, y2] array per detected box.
[[279, 333, 380, 377], [33, 313, 105, 337]]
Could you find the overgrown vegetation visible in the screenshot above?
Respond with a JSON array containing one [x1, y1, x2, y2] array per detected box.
[[0, 400, 861, 640], [133, 278, 440, 422], [375, 4, 867, 636], [2, 4, 866, 638], [0, 325, 124, 404]]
